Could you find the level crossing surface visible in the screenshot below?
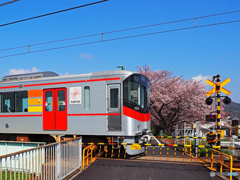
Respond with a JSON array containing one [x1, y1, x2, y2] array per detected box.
[[74, 158, 222, 180]]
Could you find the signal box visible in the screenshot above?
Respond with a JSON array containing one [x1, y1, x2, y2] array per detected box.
[[235, 125, 240, 138], [206, 115, 216, 122]]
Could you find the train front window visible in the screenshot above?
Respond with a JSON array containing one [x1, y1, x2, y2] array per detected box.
[[123, 74, 150, 113], [141, 86, 146, 108], [124, 81, 140, 106], [147, 81, 150, 110]]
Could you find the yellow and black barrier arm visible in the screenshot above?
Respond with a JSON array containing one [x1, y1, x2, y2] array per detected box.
[[81, 142, 239, 150]]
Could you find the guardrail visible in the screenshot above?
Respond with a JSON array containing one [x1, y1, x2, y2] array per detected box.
[[210, 149, 240, 180], [0, 137, 82, 180], [82, 142, 235, 149], [184, 140, 192, 155], [82, 144, 96, 170]]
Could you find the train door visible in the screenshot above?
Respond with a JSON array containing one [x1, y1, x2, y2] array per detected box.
[[107, 84, 121, 131], [43, 88, 67, 130]]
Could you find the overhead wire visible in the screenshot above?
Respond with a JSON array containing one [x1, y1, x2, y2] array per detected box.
[[0, 0, 109, 28], [0, 0, 20, 7], [0, 9, 240, 52], [0, 19, 240, 59]]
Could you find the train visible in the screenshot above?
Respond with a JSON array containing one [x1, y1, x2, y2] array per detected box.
[[0, 70, 151, 155]]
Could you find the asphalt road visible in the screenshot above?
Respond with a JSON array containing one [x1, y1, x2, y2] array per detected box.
[[74, 158, 222, 180]]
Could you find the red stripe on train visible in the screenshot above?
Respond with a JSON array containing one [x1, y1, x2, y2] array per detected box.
[[0, 113, 121, 117], [0, 114, 42, 117], [87, 77, 120, 82], [123, 106, 150, 122], [68, 113, 121, 116], [0, 85, 19, 89], [1, 77, 120, 89]]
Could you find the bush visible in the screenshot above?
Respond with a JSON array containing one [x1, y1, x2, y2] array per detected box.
[[221, 149, 233, 156]]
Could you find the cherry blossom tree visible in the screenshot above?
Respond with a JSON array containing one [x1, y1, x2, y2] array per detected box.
[[137, 65, 216, 134]]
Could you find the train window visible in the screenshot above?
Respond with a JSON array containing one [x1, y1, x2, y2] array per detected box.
[[140, 86, 146, 108], [146, 82, 150, 110], [1, 92, 15, 112], [84, 86, 90, 110], [57, 90, 65, 111], [45, 91, 53, 112], [15, 91, 28, 112], [124, 81, 140, 106], [110, 88, 118, 108], [123, 74, 150, 113]]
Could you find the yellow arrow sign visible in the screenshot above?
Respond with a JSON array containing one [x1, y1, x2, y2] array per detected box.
[[205, 78, 231, 96]]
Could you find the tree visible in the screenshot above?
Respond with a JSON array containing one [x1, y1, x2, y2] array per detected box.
[[137, 65, 215, 134]]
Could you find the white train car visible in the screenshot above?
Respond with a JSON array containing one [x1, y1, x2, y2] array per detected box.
[[0, 70, 151, 154]]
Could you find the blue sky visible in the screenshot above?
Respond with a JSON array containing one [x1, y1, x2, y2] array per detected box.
[[0, 0, 239, 103]]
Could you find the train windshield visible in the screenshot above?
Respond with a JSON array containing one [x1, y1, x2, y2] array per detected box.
[[123, 74, 150, 113]]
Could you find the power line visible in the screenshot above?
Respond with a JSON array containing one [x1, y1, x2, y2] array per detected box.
[[0, 0, 109, 28], [1, 9, 240, 52], [0, 0, 20, 7], [0, 19, 239, 59]]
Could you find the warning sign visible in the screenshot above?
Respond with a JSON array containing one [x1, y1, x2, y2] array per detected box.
[[70, 87, 81, 104]]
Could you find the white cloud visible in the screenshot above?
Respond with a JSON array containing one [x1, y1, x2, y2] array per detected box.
[[192, 74, 212, 83], [60, 72, 70, 76], [80, 53, 93, 60], [9, 67, 40, 75]]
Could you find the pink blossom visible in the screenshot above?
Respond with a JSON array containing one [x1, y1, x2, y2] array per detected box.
[[137, 65, 220, 134]]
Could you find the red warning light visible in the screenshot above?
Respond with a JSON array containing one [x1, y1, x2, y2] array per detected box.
[[206, 115, 216, 122]]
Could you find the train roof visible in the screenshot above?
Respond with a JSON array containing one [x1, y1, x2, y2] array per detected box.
[[0, 70, 136, 84], [1, 71, 59, 82]]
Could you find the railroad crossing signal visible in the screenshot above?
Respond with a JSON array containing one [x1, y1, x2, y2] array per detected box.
[[206, 115, 216, 122], [205, 75, 231, 147], [206, 78, 231, 96]]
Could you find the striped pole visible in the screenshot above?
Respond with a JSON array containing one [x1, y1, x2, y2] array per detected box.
[[216, 74, 221, 147], [145, 147, 148, 159], [153, 146, 155, 159], [160, 147, 162, 160], [206, 149, 208, 163], [167, 147, 169, 160]]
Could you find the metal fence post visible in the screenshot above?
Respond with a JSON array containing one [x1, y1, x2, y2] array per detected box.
[[79, 137, 82, 170], [183, 121, 186, 146], [232, 135, 236, 155], [175, 124, 178, 144], [195, 120, 199, 157], [56, 143, 61, 180]]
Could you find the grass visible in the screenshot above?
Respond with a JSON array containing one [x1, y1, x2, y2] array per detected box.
[[183, 140, 233, 157], [1, 171, 30, 180]]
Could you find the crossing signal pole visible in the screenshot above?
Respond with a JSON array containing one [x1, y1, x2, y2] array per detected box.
[[205, 75, 231, 147], [216, 75, 221, 146]]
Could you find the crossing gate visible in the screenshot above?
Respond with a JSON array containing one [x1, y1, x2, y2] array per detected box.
[[82, 136, 240, 179]]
